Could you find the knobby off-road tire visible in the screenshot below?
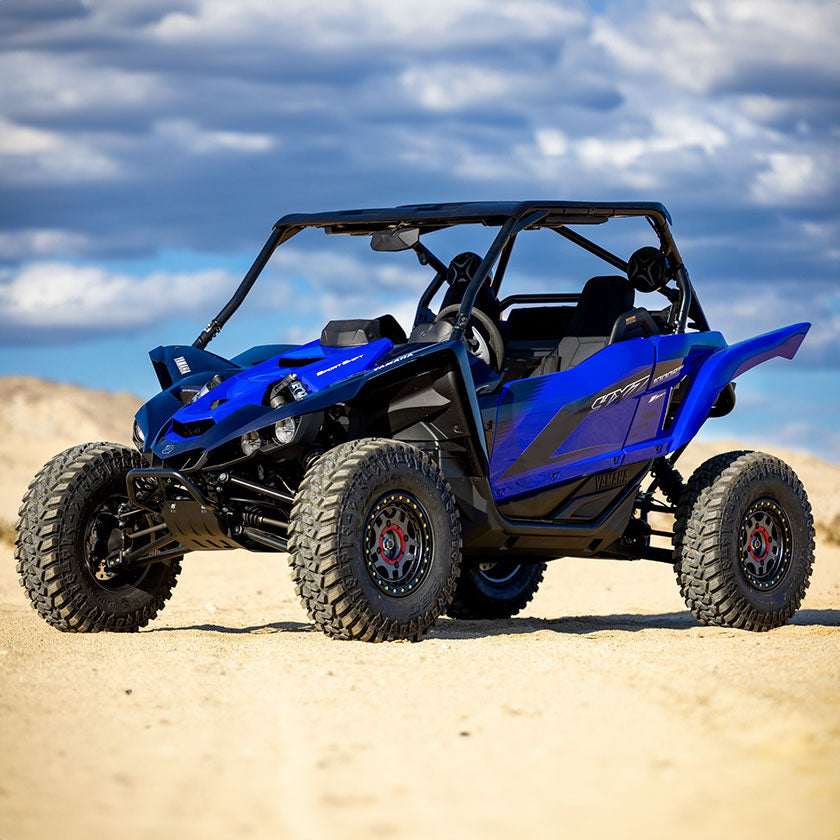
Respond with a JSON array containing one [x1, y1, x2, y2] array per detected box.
[[288, 439, 462, 641], [447, 560, 546, 620], [673, 450, 814, 631], [15, 442, 181, 632]]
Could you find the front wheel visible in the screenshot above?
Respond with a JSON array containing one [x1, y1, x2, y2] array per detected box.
[[673, 450, 815, 631], [15, 442, 181, 632], [288, 439, 462, 641], [447, 560, 546, 619]]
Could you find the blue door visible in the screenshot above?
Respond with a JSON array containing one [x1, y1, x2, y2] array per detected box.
[[489, 339, 656, 500]]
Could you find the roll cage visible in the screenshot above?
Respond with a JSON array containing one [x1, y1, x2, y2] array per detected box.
[[192, 200, 710, 352]]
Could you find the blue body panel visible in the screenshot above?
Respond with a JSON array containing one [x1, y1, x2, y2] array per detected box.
[[138, 339, 394, 456], [489, 338, 656, 498], [135, 321, 809, 484], [658, 322, 810, 454], [487, 323, 809, 500]]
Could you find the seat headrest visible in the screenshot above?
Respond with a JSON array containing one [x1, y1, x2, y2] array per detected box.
[[567, 276, 635, 337]]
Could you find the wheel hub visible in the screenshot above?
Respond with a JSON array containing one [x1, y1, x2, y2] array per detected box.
[[379, 524, 406, 564], [738, 498, 791, 591], [364, 492, 432, 597], [86, 509, 122, 581], [83, 493, 149, 589]]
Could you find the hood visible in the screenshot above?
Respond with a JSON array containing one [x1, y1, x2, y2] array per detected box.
[[140, 337, 393, 457]]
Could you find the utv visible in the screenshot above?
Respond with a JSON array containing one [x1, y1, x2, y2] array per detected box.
[[16, 201, 815, 641]]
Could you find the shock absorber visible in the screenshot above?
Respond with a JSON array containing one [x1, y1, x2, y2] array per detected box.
[[650, 458, 685, 507]]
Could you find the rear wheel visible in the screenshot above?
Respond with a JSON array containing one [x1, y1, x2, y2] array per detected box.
[[15, 442, 181, 632], [673, 450, 814, 631], [288, 439, 462, 641], [447, 560, 546, 620]]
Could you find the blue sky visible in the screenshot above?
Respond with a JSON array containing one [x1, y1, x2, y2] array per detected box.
[[0, 0, 838, 459]]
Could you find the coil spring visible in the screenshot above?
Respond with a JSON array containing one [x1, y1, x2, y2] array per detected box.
[[651, 459, 684, 507]]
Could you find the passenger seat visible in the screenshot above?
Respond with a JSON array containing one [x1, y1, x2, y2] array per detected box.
[[536, 276, 634, 374]]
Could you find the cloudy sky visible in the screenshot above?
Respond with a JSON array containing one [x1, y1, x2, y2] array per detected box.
[[1, 0, 838, 458]]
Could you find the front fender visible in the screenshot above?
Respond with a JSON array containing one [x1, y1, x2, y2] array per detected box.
[[667, 322, 810, 451]]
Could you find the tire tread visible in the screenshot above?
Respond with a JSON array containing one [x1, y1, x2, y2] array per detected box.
[[288, 439, 461, 642], [673, 450, 814, 631], [14, 442, 181, 632]]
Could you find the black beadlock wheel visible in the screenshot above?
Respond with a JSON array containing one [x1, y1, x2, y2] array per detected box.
[[673, 450, 815, 631], [288, 439, 462, 642], [15, 442, 181, 632], [363, 492, 433, 597], [447, 559, 546, 620], [738, 498, 791, 591]]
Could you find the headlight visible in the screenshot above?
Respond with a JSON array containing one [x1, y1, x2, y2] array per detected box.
[[240, 430, 261, 455], [274, 417, 298, 445], [133, 420, 145, 447]]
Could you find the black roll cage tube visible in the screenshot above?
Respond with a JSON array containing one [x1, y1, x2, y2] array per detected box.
[[193, 205, 709, 351]]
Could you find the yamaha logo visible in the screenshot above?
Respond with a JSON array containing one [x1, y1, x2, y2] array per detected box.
[[161, 443, 175, 456]]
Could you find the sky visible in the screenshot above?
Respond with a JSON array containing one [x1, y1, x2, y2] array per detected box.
[[0, 0, 838, 459]]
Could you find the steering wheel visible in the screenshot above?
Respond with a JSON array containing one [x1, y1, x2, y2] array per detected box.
[[434, 304, 505, 371]]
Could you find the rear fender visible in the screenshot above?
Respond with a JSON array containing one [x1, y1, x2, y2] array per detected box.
[[667, 322, 810, 451]]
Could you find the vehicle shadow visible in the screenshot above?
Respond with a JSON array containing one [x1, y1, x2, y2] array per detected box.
[[431, 607, 840, 639], [147, 620, 315, 634], [146, 609, 839, 637]]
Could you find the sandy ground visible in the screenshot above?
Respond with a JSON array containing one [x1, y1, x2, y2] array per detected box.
[[1, 377, 838, 839], [1, 544, 838, 840]]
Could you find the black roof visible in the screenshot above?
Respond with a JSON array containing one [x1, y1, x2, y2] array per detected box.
[[275, 200, 671, 232]]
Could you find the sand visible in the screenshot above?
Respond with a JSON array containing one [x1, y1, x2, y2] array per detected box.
[[0, 377, 838, 839]]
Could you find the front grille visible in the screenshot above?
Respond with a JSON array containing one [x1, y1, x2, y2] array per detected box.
[[171, 418, 215, 438]]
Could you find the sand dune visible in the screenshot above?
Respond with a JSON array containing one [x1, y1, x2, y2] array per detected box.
[[1, 377, 838, 840], [0, 376, 138, 519]]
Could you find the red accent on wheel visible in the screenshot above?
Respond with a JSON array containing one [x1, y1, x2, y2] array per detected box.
[[749, 526, 769, 561], [379, 524, 406, 565]]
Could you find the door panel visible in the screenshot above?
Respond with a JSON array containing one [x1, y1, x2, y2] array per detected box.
[[490, 339, 655, 500]]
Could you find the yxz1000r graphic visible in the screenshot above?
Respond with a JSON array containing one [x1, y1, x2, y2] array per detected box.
[[16, 201, 814, 641]]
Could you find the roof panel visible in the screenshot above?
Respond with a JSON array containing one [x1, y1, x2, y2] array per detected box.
[[274, 200, 671, 230]]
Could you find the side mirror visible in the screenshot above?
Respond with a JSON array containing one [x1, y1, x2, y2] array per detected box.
[[370, 227, 420, 252]]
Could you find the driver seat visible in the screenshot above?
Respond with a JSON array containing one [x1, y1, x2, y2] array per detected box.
[[537, 275, 634, 374]]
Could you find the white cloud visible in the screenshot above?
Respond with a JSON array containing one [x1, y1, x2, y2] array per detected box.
[[703, 281, 840, 367], [592, 0, 840, 96], [149, 0, 586, 50], [534, 129, 568, 157], [154, 119, 275, 154], [0, 120, 57, 155], [0, 229, 91, 260], [0, 51, 167, 117], [0, 248, 430, 338], [0, 118, 120, 183], [0, 262, 233, 331], [750, 152, 832, 203], [269, 247, 428, 294], [400, 65, 521, 112]]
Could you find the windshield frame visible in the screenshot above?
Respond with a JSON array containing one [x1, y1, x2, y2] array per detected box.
[[192, 201, 707, 351]]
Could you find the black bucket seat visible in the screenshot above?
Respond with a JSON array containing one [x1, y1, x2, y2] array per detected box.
[[537, 275, 634, 374]]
